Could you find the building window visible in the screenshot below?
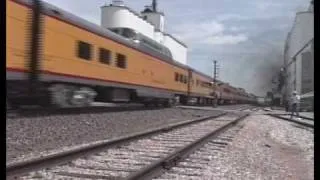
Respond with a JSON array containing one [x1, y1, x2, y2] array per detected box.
[[77, 41, 92, 60], [99, 48, 111, 64], [116, 53, 127, 69], [175, 73, 179, 82]]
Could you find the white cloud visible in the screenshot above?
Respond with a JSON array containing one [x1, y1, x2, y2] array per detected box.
[[216, 12, 291, 22], [229, 26, 245, 32], [172, 20, 248, 45], [173, 20, 224, 41], [254, 1, 284, 11], [203, 34, 248, 45], [216, 14, 250, 21]]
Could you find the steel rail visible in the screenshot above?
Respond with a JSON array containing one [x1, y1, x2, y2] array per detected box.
[[6, 112, 227, 178], [267, 113, 313, 128], [7, 105, 168, 118], [126, 113, 249, 180], [271, 113, 313, 121]]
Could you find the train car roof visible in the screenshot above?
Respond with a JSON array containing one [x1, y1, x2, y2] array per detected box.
[[15, 0, 221, 82], [16, 0, 189, 68]]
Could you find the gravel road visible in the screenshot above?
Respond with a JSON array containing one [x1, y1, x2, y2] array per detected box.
[[6, 108, 221, 163]]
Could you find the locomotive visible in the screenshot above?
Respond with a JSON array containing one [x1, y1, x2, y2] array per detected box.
[[6, 0, 257, 108]]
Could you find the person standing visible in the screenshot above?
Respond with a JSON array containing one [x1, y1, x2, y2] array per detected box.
[[290, 91, 301, 120]]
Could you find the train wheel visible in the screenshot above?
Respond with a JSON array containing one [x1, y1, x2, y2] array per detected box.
[[157, 102, 163, 107], [164, 99, 174, 107], [6, 100, 9, 111], [69, 87, 97, 107], [7, 98, 12, 111], [163, 101, 170, 107], [153, 101, 162, 107], [49, 84, 73, 108], [202, 98, 206, 106], [219, 100, 224, 105], [6, 99, 13, 112], [143, 102, 151, 107]]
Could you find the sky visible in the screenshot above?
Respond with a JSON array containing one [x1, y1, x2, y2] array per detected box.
[[42, 0, 311, 96]]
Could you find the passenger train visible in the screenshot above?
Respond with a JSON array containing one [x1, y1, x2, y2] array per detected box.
[[6, 0, 257, 108]]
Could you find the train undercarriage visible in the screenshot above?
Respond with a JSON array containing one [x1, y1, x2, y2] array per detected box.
[[7, 80, 255, 110], [8, 81, 234, 109], [7, 80, 177, 109]]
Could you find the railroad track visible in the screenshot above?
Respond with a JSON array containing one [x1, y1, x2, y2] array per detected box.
[[155, 120, 244, 179], [271, 113, 314, 121], [7, 112, 249, 179], [177, 104, 258, 113], [239, 106, 253, 111], [249, 107, 260, 111], [218, 105, 247, 111], [267, 113, 314, 128], [6, 104, 256, 119], [219, 105, 256, 112], [6, 105, 166, 119], [6, 103, 251, 119]]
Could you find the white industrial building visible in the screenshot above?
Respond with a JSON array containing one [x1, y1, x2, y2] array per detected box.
[[283, 0, 313, 110], [100, 0, 188, 64]]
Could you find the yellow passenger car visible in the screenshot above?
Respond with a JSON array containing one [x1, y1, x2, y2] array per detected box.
[[7, 0, 191, 107], [7, 0, 233, 108]]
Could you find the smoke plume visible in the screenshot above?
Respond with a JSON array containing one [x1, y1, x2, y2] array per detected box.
[[252, 47, 284, 96]]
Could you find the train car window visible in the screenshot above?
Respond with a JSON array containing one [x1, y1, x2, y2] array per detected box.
[[99, 48, 111, 64], [179, 74, 183, 82], [205, 82, 211, 87], [183, 76, 187, 84], [175, 73, 179, 82], [223, 88, 230, 93], [116, 53, 127, 69], [77, 41, 92, 60]]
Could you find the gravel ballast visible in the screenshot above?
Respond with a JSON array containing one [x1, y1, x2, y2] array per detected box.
[[6, 108, 221, 163], [193, 114, 313, 179], [155, 113, 313, 180]]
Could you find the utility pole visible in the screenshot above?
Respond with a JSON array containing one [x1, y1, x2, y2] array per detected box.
[[213, 60, 219, 84], [212, 60, 219, 107]]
